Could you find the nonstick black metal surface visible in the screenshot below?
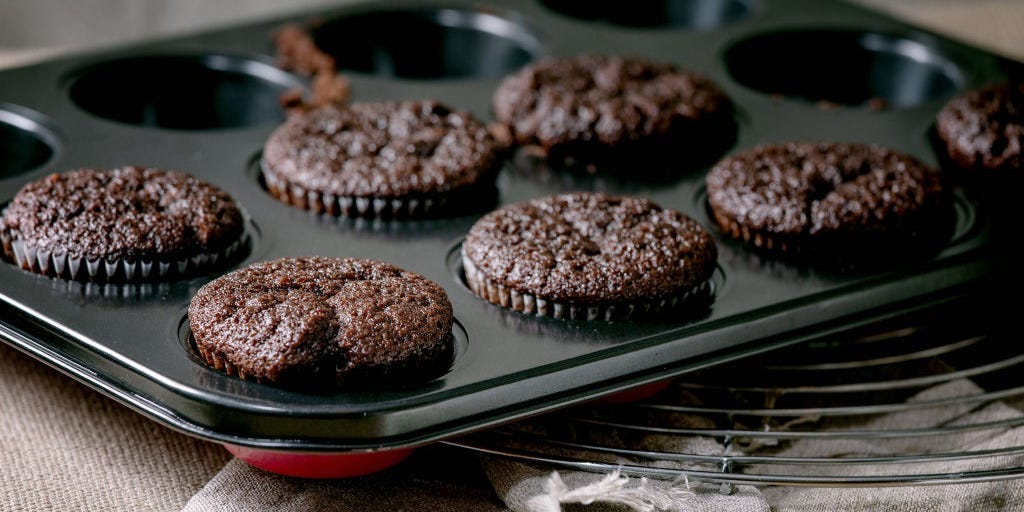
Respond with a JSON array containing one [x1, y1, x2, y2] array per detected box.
[[0, 0, 1013, 452]]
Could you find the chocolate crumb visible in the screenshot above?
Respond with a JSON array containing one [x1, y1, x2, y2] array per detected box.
[[274, 23, 333, 75], [273, 23, 351, 113]]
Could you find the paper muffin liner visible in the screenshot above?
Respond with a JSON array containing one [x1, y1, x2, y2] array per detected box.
[[191, 338, 257, 382], [710, 210, 805, 255], [462, 252, 713, 321], [0, 229, 11, 262], [262, 164, 450, 219], [710, 208, 950, 267], [1, 227, 245, 283]]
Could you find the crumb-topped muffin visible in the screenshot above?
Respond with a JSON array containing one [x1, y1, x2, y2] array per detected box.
[[0, 166, 244, 282], [936, 81, 1023, 174], [706, 142, 948, 256], [492, 54, 733, 167], [462, 192, 717, 320], [188, 256, 454, 389], [262, 100, 503, 218]]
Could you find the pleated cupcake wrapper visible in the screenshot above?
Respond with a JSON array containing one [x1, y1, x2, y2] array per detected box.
[[463, 255, 712, 321], [0, 229, 11, 262], [711, 210, 804, 255], [711, 210, 943, 263], [191, 339, 259, 383], [2, 230, 244, 283], [263, 167, 445, 219]]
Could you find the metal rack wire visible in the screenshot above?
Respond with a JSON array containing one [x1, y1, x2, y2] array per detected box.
[[448, 314, 1024, 487]]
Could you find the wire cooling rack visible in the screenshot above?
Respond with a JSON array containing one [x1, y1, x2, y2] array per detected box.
[[447, 309, 1024, 488]]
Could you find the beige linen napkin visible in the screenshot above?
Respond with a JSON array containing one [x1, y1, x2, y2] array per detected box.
[[0, 343, 230, 511]]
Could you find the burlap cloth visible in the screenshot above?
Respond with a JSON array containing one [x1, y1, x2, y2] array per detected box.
[[0, 343, 229, 510], [0, 343, 507, 511], [4, 1, 1024, 511]]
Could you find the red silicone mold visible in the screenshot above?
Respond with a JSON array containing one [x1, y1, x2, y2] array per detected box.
[[224, 444, 415, 479], [591, 379, 672, 405]]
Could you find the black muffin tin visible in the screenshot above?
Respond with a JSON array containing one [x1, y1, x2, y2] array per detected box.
[[0, 0, 1015, 452]]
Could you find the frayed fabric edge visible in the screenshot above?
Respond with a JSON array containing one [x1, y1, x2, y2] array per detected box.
[[525, 470, 697, 512]]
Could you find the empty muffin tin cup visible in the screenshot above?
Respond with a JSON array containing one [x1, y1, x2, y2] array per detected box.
[[224, 444, 416, 478], [539, 0, 756, 29], [312, 8, 540, 79], [724, 30, 965, 109], [0, 105, 58, 178], [67, 54, 303, 129]]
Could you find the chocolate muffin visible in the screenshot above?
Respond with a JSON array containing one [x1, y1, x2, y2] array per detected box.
[[706, 142, 949, 256], [936, 81, 1023, 173], [262, 101, 503, 218], [492, 54, 733, 169], [462, 192, 717, 320], [187, 257, 454, 389], [0, 167, 244, 282]]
